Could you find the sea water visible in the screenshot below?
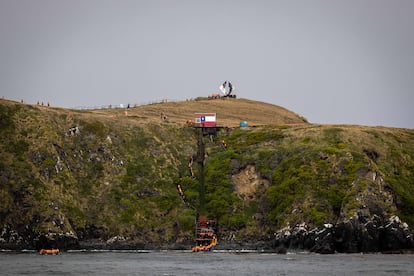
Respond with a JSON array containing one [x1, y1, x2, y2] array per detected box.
[[1, 250, 414, 275]]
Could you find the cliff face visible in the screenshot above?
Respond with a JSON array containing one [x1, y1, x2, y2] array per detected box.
[[1, 99, 414, 252]]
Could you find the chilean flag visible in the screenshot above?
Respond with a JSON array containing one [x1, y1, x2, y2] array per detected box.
[[195, 113, 216, 127]]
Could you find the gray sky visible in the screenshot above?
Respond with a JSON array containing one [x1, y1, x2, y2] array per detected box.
[[1, 0, 413, 128]]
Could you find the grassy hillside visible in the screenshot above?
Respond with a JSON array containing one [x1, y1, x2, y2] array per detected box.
[[203, 124, 414, 239], [1, 98, 413, 250], [86, 97, 307, 127]]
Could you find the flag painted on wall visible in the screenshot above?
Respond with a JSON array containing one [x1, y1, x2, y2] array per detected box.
[[194, 113, 216, 127]]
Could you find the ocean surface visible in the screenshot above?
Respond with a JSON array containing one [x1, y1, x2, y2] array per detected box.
[[1, 250, 414, 275]]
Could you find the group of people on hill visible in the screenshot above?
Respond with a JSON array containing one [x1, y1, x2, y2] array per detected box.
[[16, 99, 51, 107], [37, 101, 50, 106]]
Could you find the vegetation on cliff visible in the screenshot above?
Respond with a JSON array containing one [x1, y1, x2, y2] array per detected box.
[[1, 98, 413, 251]]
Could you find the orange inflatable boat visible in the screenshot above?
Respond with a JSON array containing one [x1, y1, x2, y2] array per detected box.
[[39, 248, 60, 255]]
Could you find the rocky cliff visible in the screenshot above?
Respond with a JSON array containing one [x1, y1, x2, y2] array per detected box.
[[1, 98, 413, 253]]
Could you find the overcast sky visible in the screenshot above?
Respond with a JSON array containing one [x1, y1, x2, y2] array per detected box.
[[1, 0, 413, 128]]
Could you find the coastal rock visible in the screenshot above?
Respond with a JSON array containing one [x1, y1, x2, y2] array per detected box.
[[0, 225, 25, 250], [380, 216, 414, 252], [333, 214, 381, 252], [271, 215, 414, 253], [34, 231, 79, 250]]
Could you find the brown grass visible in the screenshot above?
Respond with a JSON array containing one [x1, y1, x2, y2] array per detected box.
[[86, 98, 307, 127]]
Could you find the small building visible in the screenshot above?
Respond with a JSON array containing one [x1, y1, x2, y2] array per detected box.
[[194, 113, 216, 128], [240, 121, 248, 128]]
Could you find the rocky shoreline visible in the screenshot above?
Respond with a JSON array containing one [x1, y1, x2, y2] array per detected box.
[[271, 214, 414, 254], [2, 215, 414, 254]]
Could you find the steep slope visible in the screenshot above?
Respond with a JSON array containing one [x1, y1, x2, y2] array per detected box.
[[0, 99, 199, 249], [1, 98, 413, 253]]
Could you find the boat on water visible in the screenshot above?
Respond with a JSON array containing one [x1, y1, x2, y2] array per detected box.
[[39, 248, 60, 255], [192, 216, 217, 252]]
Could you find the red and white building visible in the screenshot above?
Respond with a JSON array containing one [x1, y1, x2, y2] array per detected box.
[[194, 113, 216, 127]]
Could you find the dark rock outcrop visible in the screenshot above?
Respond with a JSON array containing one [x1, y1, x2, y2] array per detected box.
[[0, 224, 79, 250], [270, 215, 414, 253], [34, 232, 79, 250]]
